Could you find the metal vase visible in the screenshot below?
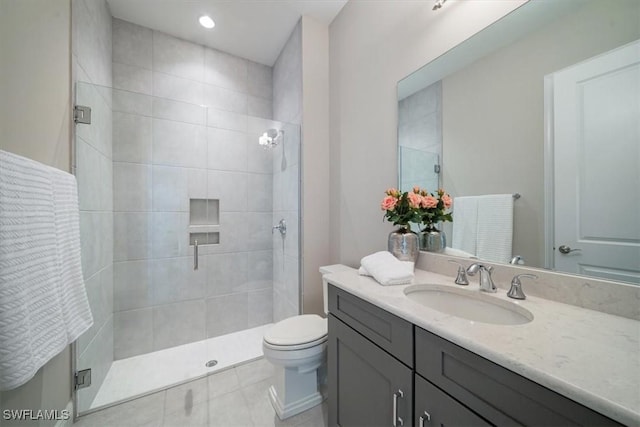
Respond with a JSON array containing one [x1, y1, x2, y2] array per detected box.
[[387, 228, 419, 262], [419, 229, 446, 253]]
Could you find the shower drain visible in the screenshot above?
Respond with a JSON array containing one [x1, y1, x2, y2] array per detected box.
[[205, 360, 218, 368]]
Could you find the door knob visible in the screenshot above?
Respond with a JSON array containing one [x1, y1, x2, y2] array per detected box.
[[558, 245, 581, 254]]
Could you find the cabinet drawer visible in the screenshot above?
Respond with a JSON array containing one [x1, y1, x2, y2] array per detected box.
[[415, 327, 621, 426], [328, 284, 413, 367]]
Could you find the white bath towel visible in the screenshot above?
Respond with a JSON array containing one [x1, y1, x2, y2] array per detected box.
[[0, 150, 93, 391], [360, 251, 414, 286], [451, 196, 479, 256], [476, 194, 514, 264]]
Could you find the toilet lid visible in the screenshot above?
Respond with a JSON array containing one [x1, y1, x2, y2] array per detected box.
[[264, 314, 327, 347]]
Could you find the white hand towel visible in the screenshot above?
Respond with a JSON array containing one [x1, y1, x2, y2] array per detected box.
[[360, 251, 414, 286], [451, 196, 479, 256], [476, 194, 514, 264], [0, 150, 93, 391]]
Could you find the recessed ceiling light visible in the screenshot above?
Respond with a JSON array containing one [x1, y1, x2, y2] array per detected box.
[[199, 15, 215, 29]]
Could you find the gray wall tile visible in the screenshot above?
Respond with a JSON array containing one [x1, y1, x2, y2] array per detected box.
[[114, 260, 151, 311], [114, 308, 153, 359], [114, 212, 151, 261], [248, 96, 273, 120], [206, 128, 247, 172], [206, 293, 249, 338], [204, 48, 247, 92], [206, 109, 247, 132], [113, 162, 152, 211], [247, 212, 273, 251], [153, 31, 204, 82], [247, 173, 272, 212], [151, 212, 189, 258], [247, 61, 273, 100], [113, 62, 152, 95], [152, 165, 189, 212], [206, 252, 248, 297], [248, 289, 273, 328], [247, 250, 273, 291], [152, 97, 206, 125], [153, 300, 206, 351], [204, 84, 247, 114], [151, 257, 206, 305], [152, 119, 207, 168], [112, 18, 152, 70], [113, 88, 153, 116], [80, 211, 113, 279], [153, 72, 203, 105], [207, 171, 248, 212], [113, 112, 152, 163]]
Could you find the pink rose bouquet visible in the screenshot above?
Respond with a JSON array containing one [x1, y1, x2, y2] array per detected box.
[[380, 188, 421, 228], [411, 186, 453, 232]]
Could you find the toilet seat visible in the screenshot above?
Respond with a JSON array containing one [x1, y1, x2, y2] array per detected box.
[[263, 315, 328, 351]]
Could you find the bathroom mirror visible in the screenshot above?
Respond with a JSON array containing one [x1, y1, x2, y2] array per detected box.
[[397, 0, 640, 283]]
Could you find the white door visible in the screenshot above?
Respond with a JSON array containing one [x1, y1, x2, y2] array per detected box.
[[552, 40, 640, 284]]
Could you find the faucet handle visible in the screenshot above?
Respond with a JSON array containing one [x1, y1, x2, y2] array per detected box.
[[507, 274, 538, 300], [448, 260, 469, 286]]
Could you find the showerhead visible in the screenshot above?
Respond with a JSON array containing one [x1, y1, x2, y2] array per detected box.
[[258, 128, 283, 148]]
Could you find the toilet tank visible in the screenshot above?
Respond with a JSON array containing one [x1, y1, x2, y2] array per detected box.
[[319, 264, 354, 314]]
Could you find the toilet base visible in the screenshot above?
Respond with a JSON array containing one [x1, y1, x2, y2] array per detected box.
[[268, 384, 323, 420]]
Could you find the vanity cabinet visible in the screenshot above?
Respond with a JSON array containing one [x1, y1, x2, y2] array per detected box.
[[327, 284, 622, 427], [328, 286, 413, 427]]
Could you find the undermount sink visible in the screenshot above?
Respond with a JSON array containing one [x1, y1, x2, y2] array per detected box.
[[404, 284, 534, 325]]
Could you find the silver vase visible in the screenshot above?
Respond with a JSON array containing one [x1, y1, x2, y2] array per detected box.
[[387, 228, 419, 262], [419, 229, 446, 253]]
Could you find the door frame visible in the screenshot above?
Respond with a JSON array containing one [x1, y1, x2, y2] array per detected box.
[[543, 75, 555, 270]]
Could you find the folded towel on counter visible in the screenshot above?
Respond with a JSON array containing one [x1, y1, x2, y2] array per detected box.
[[360, 251, 414, 286], [0, 150, 93, 391]]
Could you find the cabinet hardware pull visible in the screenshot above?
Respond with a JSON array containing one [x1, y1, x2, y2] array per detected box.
[[393, 389, 404, 427], [419, 411, 431, 427]]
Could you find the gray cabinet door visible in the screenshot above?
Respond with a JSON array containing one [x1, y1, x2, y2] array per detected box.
[[329, 314, 413, 427], [415, 374, 492, 427]]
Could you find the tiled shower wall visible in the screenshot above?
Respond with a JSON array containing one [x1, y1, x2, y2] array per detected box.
[[272, 20, 303, 321], [111, 19, 290, 359], [72, 0, 114, 411], [398, 81, 442, 192]]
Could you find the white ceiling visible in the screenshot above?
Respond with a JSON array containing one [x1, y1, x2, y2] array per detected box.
[[106, 0, 348, 66]]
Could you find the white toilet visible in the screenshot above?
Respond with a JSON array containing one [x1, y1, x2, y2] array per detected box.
[[263, 264, 353, 420]]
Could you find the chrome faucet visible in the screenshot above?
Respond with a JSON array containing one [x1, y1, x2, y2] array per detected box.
[[466, 263, 496, 293]]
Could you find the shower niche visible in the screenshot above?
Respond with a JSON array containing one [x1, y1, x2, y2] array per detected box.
[[189, 198, 220, 245]]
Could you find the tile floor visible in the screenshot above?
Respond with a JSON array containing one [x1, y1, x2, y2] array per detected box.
[[73, 358, 328, 427]]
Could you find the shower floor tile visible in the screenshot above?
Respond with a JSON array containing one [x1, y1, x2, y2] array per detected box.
[[90, 324, 271, 410]]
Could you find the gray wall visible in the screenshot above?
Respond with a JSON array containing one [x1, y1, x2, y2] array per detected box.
[[441, 0, 640, 268], [110, 19, 280, 357], [0, 0, 73, 425], [272, 21, 302, 320], [72, 0, 114, 412]]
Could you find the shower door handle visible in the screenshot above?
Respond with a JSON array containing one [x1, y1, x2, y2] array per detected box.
[[194, 240, 199, 270]]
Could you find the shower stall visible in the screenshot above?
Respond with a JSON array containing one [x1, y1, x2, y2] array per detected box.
[[73, 24, 302, 412]]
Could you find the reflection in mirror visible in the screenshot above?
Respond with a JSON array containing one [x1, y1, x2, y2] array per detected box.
[[397, 0, 640, 284]]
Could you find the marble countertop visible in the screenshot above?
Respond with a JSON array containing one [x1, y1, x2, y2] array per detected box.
[[325, 269, 640, 426]]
